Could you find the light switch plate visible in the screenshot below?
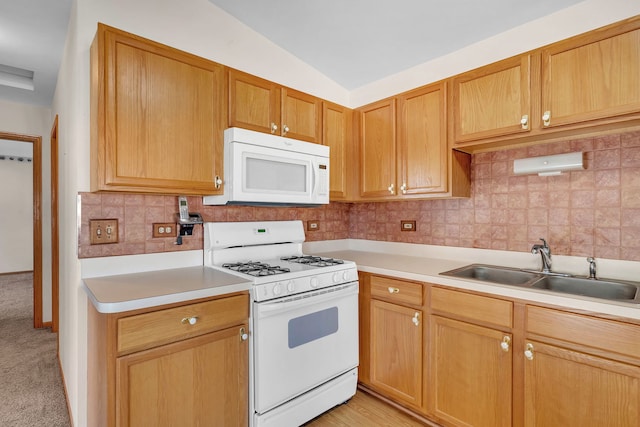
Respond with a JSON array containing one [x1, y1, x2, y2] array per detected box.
[[89, 219, 119, 244], [307, 220, 320, 231]]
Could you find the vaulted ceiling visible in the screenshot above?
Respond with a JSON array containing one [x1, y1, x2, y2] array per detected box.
[[0, 0, 587, 107]]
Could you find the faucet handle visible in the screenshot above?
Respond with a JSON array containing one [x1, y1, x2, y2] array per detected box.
[[539, 238, 549, 248]]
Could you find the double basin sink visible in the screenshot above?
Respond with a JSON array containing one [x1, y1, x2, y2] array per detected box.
[[440, 264, 640, 304]]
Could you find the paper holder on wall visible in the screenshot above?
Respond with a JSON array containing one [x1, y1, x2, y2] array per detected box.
[[513, 152, 584, 176]]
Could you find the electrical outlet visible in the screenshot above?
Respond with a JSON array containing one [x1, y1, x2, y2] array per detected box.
[[401, 220, 416, 232], [89, 219, 119, 244], [153, 222, 177, 238], [307, 220, 320, 231]]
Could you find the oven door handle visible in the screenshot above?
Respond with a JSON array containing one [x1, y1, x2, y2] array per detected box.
[[256, 282, 358, 317]]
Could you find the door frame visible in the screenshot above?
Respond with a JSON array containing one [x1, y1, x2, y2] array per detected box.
[[0, 131, 43, 328], [50, 116, 59, 333]]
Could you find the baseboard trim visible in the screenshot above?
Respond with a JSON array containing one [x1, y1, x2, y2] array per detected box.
[[42, 321, 52, 328], [0, 270, 33, 276], [57, 352, 74, 427], [357, 384, 441, 427]]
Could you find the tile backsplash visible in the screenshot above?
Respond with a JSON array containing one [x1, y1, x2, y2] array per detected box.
[[79, 130, 640, 262]]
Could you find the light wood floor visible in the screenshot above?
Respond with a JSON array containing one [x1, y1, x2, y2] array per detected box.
[[303, 390, 426, 426]]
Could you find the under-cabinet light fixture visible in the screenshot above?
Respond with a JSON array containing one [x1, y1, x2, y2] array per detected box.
[[513, 152, 584, 176]]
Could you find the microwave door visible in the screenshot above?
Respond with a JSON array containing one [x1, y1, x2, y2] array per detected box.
[[238, 149, 314, 204]]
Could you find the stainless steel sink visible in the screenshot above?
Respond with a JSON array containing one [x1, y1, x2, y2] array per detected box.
[[531, 276, 640, 302], [440, 264, 541, 286], [440, 263, 640, 304]]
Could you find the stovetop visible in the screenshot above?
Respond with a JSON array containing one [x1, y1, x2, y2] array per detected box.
[[203, 220, 358, 300]]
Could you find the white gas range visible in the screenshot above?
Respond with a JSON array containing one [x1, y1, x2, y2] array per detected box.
[[204, 220, 359, 427]]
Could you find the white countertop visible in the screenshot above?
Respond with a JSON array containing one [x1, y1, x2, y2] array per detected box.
[[83, 263, 251, 314], [305, 240, 640, 321]]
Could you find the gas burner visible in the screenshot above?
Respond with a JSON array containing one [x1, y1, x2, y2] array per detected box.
[[222, 261, 291, 277], [281, 255, 345, 267]]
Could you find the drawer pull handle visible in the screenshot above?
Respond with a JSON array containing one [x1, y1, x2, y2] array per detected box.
[[501, 336, 511, 352], [388, 287, 400, 294], [542, 111, 551, 127], [181, 316, 198, 325], [524, 343, 534, 360], [240, 327, 248, 341]]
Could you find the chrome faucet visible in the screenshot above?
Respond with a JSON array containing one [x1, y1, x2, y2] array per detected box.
[[531, 238, 552, 273], [587, 257, 597, 279]]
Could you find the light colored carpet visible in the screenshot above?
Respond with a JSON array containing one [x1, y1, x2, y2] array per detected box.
[[0, 272, 71, 426]]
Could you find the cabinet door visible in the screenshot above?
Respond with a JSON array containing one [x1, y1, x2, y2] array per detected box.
[[94, 25, 226, 194], [541, 21, 640, 129], [370, 299, 422, 408], [398, 83, 447, 194], [282, 88, 322, 143], [117, 325, 248, 427], [323, 102, 352, 200], [228, 69, 281, 135], [359, 98, 397, 198], [429, 316, 512, 427], [523, 340, 640, 427], [452, 55, 531, 144]]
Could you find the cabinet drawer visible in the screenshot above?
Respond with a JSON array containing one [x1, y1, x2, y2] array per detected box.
[[370, 276, 423, 306], [117, 294, 249, 355], [526, 306, 640, 360], [431, 287, 513, 328]]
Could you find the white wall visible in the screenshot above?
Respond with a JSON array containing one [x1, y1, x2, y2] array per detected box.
[[0, 99, 53, 322], [0, 156, 33, 272], [52, 0, 640, 424]]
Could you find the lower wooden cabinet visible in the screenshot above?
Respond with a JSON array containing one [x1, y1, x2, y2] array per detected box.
[[523, 340, 640, 427], [88, 292, 250, 427], [429, 316, 512, 427], [359, 272, 640, 427], [370, 299, 423, 407], [359, 274, 426, 412]]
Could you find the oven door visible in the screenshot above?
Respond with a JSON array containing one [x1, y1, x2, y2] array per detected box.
[[253, 282, 359, 414]]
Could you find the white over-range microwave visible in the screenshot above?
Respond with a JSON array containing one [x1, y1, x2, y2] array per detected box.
[[203, 127, 330, 206]]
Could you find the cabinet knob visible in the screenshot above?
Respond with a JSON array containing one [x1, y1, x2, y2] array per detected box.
[[388, 183, 395, 194], [282, 124, 290, 136], [240, 327, 248, 341], [542, 111, 551, 127], [520, 114, 529, 130], [214, 175, 223, 189], [524, 342, 535, 360], [412, 312, 420, 326], [270, 122, 278, 134], [388, 287, 400, 294], [400, 183, 407, 194], [181, 316, 198, 325], [501, 336, 511, 352]]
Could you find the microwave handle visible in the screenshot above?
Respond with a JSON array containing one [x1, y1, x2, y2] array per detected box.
[[312, 160, 318, 194]]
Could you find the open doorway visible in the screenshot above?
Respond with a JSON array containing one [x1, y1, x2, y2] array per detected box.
[[0, 131, 43, 328]]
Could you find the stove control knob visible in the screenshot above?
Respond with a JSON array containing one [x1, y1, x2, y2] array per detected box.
[[272, 283, 282, 296], [310, 277, 319, 288], [286, 281, 295, 293], [343, 271, 350, 281], [332, 272, 340, 283]]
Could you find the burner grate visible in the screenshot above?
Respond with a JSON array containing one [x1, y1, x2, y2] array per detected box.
[[222, 261, 291, 277], [281, 255, 345, 267]]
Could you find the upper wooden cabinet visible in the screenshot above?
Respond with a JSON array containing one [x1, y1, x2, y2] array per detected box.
[[541, 18, 640, 129], [359, 98, 397, 199], [451, 17, 640, 151], [228, 69, 323, 143], [451, 55, 533, 144], [398, 83, 448, 194], [323, 101, 353, 200], [90, 23, 226, 195], [358, 87, 470, 201]]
